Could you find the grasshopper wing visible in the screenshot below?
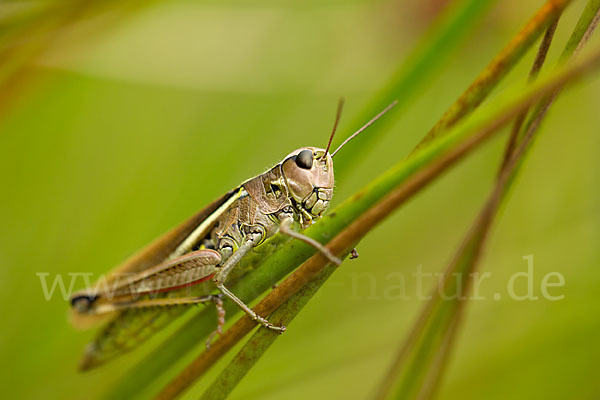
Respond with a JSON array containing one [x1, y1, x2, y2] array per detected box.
[[71, 249, 222, 316], [70, 188, 238, 318]]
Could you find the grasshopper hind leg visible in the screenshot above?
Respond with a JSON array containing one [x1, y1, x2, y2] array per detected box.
[[215, 283, 286, 333], [213, 230, 287, 333], [205, 294, 226, 348]]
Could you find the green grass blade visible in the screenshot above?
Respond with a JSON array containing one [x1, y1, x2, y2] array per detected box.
[[561, 0, 600, 60]]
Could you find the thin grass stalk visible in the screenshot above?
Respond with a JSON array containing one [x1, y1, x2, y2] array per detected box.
[[500, 17, 560, 170], [505, 0, 600, 196], [413, 0, 571, 151], [380, 18, 561, 398], [375, 3, 600, 398]]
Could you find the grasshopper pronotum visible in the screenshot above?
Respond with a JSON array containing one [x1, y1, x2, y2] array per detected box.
[[70, 100, 397, 370]]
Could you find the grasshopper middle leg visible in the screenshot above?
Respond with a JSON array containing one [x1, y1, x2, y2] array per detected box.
[[279, 217, 341, 265]]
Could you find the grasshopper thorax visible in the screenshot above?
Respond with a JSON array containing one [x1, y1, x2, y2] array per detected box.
[[281, 146, 334, 220]]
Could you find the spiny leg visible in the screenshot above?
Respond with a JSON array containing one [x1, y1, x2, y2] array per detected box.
[[279, 217, 341, 265], [213, 231, 286, 333], [217, 284, 285, 332], [205, 295, 226, 349]]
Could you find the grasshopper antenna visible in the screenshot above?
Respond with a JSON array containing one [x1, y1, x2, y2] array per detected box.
[[324, 98, 345, 156], [331, 99, 398, 157]]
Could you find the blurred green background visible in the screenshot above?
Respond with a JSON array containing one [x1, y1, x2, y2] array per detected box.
[[1, 0, 599, 399]]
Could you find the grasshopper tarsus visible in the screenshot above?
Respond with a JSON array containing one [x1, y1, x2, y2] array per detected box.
[[258, 318, 286, 333], [350, 248, 359, 259]]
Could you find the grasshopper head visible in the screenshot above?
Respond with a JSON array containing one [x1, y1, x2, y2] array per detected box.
[[281, 146, 334, 218], [278, 99, 397, 222]]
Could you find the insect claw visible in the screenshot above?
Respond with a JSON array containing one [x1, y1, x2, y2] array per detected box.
[[265, 324, 286, 333], [350, 248, 359, 259], [253, 314, 286, 333]]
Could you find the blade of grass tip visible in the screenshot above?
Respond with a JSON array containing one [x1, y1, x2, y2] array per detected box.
[[520, 0, 600, 137], [154, 44, 600, 400], [562, 0, 600, 60], [376, 6, 600, 399], [334, 0, 496, 179], [413, 0, 572, 152], [505, 0, 600, 194]]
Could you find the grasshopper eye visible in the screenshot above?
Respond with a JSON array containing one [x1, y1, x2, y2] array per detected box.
[[295, 149, 313, 170]]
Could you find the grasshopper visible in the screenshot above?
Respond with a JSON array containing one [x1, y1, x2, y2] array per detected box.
[[69, 100, 397, 370]]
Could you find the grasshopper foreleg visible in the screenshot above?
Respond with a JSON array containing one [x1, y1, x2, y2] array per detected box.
[[213, 231, 286, 333], [279, 218, 341, 265]]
